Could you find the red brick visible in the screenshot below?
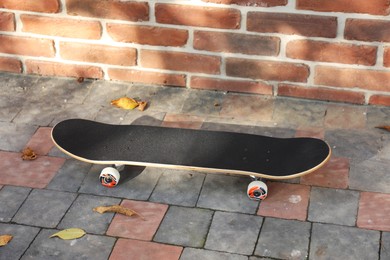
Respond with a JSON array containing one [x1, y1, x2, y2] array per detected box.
[[345, 19, 390, 42], [26, 60, 103, 79], [0, 12, 15, 31], [357, 192, 390, 231], [202, 0, 287, 7], [226, 58, 309, 82], [107, 24, 188, 47], [257, 182, 310, 221], [110, 239, 182, 260], [384, 47, 390, 67], [60, 42, 136, 66], [0, 151, 65, 189], [140, 50, 221, 74], [369, 95, 390, 107], [156, 4, 240, 29], [247, 12, 337, 38], [109, 68, 186, 87], [24, 127, 54, 156], [300, 157, 350, 189], [297, 0, 390, 15], [162, 114, 204, 129], [0, 35, 55, 57], [278, 84, 366, 104], [66, 0, 149, 22], [190, 76, 273, 95], [0, 56, 22, 73], [21, 15, 102, 39], [286, 40, 377, 66], [194, 31, 279, 56], [0, 0, 60, 13], [315, 66, 390, 92]]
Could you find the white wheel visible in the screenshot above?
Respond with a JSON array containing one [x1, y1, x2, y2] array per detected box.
[[99, 167, 120, 188], [247, 181, 268, 200]]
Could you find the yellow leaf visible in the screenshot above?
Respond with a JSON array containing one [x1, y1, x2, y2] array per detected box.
[[50, 228, 86, 240], [21, 147, 37, 160], [0, 235, 12, 246], [93, 205, 145, 220], [111, 97, 139, 110]]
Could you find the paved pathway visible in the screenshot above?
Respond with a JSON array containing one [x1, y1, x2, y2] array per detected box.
[[0, 73, 389, 259]]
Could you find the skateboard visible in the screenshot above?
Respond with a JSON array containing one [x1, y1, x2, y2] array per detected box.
[[51, 119, 331, 200]]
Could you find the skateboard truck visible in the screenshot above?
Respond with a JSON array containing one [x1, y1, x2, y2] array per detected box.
[[247, 176, 268, 200]]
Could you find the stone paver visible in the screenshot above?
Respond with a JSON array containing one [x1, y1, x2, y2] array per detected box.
[[308, 187, 359, 226], [0, 122, 37, 152], [181, 248, 248, 260], [154, 206, 213, 247], [350, 159, 390, 193], [0, 186, 31, 222], [110, 239, 183, 260], [22, 229, 115, 260], [310, 223, 380, 259], [324, 104, 367, 129], [205, 211, 263, 255], [357, 192, 390, 232], [149, 169, 205, 207], [0, 223, 40, 260], [161, 113, 204, 129], [257, 182, 310, 221], [382, 232, 390, 260], [181, 90, 225, 117], [254, 218, 311, 260], [13, 189, 77, 228], [107, 200, 168, 240], [23, 127, 54, 155]]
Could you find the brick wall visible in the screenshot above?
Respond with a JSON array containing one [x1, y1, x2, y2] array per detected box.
[[0, 0, 390, 106]]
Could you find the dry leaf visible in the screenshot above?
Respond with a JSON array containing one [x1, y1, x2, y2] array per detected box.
[[50, 228, 86, 240], [111, 97, 139, 110], [0, 235, 12, 247], [93, 205, 145, 220], [137, 101, 147, 111], [77, 77, 84, 83], [21, 147, 37, 160], [376, 126, 390, 132]]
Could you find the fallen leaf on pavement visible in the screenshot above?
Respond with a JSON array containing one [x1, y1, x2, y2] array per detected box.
[[0, 235, 13, 246], [376, 126, 390, 132], [137, 101, 148, 111], [50, 228, 86, 240], [111, 97, 139, 110], [93, 205, 145, 220], [21, 147, 37, 160]]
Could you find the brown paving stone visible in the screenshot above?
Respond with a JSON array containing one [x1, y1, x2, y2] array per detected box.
[[220, 94, 274, 123], [295, 127, 325, 139], [0, 151, 65, 188], [324, 105, 367, 129], [161, 113, 204, 129], [357, 192, 390, 232], [106, 200, 168, 241], [24, 127, 54, 155], [300, 157, 349, 189], [257, 182, 310, 221], [109, 238, 183, 260]]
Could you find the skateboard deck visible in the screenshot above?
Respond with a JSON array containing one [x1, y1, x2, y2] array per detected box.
[[51, 119, 331, 180]]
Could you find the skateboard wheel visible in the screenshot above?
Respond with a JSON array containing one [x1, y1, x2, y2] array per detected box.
[[99, 167, 120, 188], [247, 181, 267, 200]]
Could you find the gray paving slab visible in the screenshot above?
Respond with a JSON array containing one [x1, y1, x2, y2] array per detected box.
[[122, 111, 166, 125], [13, 102, 63, 126], [180, 248, 248, 260], [47, 159, 91, 193], [49, 102, 101, 126], [0, 223, 40, 260], [0, 73, 38, 97], [254, 218, 311, 260], [349, 159, 390, 193], [84, 80, 130, 107], [13, 189, 77, 228], [154, 206, 213, 247], [197, 174, 259, 214], [58, 194, 120, 235], [308, 187, 359, 226], [0, 95, 25, 122], [325, 129, 386, 162], [310, 223, 380, 260], [382, 232, 390, 260], [366, 106, 390, 128], [205, 211, 263, 255], [149, 169, 205, 207], [273, 98, 327, 127], [0, 122, 37, 152], [0, 186, 31, 222], [181, 90, 225, 117], [21, 229, 115, 260], [79, 165, 161, 200]]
